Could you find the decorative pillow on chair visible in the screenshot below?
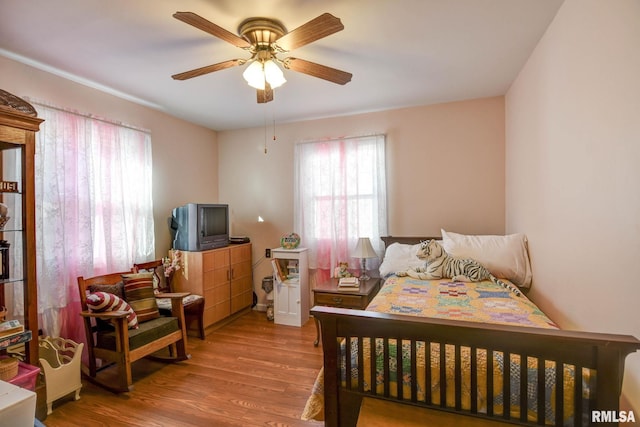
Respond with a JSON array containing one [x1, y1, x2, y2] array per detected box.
[[86, 291, 139, 329], [152, 265, 169, 293], [122, 272, 161, 323], [88, 282, 125, 299]]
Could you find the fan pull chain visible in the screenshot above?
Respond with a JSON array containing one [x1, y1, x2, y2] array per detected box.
[[263, 105, 276, 154]]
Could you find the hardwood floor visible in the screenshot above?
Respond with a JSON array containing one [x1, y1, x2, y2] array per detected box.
[[41, 311, 324, 427]]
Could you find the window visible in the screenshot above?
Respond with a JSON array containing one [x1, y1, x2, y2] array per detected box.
[[294, 134, 387, 280], [29, 101, 154, 339]]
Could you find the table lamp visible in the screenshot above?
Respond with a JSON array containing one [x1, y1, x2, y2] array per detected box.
[[353, 237, 377, 281]]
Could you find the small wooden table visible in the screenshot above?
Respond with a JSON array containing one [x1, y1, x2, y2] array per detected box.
[[312, 277, 381, 346]]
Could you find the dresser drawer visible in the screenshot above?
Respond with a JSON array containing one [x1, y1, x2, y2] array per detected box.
[[315, 292, 365, 309]]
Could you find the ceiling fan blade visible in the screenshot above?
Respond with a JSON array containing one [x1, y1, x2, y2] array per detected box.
[[257, 84, 274, 103], [275, 13, 344, 52], [172, 59, 244, 80], [284, 58, 352, 85], [173, 12, 251, 49]]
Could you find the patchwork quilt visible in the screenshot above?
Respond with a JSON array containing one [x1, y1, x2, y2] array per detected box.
[[367, 275, 558, 329]]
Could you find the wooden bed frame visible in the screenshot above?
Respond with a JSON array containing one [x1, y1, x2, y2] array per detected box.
[[311, 236, 640, 427]]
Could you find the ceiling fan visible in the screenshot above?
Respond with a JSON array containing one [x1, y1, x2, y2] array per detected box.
[[171, 11, 353, 103]]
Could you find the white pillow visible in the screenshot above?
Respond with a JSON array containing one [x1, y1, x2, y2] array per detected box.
[[378, 242, 426, 278], [441, 229, 532, 288]]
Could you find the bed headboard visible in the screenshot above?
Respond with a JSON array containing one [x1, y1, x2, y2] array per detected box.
[[380, 236, 439, 249]]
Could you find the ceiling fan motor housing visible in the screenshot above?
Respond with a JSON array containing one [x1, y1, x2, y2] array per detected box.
[[238, 18, 287, 51]]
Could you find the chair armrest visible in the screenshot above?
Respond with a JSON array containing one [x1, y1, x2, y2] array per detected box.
[[79, 310, 130, 319], [156, 292, 190, 299], [155, 293, 189, 325]]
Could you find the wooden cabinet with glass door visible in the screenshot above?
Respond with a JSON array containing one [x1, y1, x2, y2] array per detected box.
[[0, 90, 43, 366]]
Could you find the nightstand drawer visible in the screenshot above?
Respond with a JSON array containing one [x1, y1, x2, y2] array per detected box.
[[315, 292, 365, 309]]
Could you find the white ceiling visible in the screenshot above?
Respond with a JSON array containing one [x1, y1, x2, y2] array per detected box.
[[0, 0, 563, 131]]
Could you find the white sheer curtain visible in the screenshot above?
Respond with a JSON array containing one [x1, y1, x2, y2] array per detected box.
[[293, 134, 387, 283], [32, 101, 155, 341]]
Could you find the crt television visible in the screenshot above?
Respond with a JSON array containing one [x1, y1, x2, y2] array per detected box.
[[170, 203, 229, 251]]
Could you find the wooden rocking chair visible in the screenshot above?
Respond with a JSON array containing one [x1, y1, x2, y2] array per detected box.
[[77, 271, 190, 392]]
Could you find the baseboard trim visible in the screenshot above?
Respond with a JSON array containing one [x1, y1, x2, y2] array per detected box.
[[253, 304, 268, 312]]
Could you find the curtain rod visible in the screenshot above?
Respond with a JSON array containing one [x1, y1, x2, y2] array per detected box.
[[25, 97, 151, 134], [297, 133, 385, 145]]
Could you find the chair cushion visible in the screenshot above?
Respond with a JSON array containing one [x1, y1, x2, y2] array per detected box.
[[123, 273, 160, 323], [86, 291, 138, 329], [155, 294, 203, 312], [182, 294, 204, 306], [96, 316, 180, 351]]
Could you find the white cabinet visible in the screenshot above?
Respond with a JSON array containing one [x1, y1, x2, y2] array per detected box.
[[271, 247, 309, 327], [0, 380, 36, 427]]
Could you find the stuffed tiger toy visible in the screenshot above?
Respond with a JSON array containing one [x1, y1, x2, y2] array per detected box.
[[396, 239, 522, 297]]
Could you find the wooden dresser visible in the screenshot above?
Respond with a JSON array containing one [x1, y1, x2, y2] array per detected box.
[[173, 243, 252, 330]]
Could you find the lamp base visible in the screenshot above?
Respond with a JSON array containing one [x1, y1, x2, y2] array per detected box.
[[359, 259, 370, 282]]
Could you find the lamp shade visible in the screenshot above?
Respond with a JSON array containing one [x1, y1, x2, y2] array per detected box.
[[243, 59, 286, 90], [242, 61, 265, 90], [263, 60, 286, 88], [353, 237, 377, 259]]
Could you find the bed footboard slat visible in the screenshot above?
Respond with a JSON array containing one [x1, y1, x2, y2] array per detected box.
[[520, 354, 528, 423], [487, 349, 494, 417], [503, 352, 511, 420], [573, 364, 583, 427], [439, 341, 446, 407], [470, 346, 478, 414], [555, 361, 564, 426], [425, 341, 432, 405], [410, 340, 418, 403], [383, 337, 390, 398], [537, 358, 546, 425], [357, 336, 365, 393], [369, 336, 376, 397], [454, 345, 462, 411], [397, 339, 404, 400], [345, 335, 353, 391]]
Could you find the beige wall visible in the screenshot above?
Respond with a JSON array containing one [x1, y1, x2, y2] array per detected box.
[[1, 55, 219, 254], [218, 96, 506, 306], [506, 0, 640, 410]]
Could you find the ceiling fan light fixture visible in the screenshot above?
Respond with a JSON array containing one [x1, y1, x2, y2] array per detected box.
[[264, 60, 286, 89], [243, 60, 266, 90]]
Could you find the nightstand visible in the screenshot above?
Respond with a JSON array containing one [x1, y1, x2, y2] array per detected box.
[[312, 277, 381, 346]]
